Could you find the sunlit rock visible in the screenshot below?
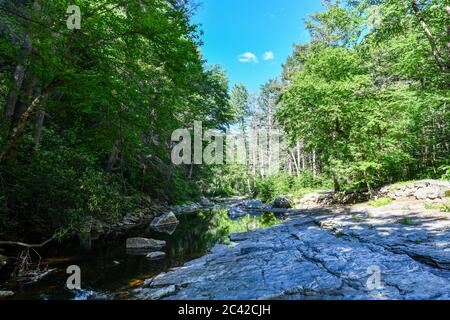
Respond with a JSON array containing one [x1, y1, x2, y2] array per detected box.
[[149, 212, 179, 235], [272, 196, 293, 209]]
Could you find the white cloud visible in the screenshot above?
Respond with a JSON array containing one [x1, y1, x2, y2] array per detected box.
[[263, 51, 275, 61], [238, 52, 258, 63]]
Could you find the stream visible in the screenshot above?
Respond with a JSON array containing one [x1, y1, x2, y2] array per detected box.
[[4, 194, 449, 300], [1, 206, 264, 300]]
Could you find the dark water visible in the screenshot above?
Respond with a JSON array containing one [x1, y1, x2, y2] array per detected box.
[[0, 208, 236, 300]]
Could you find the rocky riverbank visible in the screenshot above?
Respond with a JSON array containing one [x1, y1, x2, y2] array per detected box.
[[1, 181, 448, 300], [74, 197, 223, 251], [132, 191, 450, 300]]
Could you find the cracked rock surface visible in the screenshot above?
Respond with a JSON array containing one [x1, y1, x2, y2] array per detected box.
[[133, 202, 450, 300]]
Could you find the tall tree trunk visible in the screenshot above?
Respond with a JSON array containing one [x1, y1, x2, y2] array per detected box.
[[106, 141, 120, 172], [267, 101, 273, 170], [188, 163, 194, 180], [296, 141, 301, 173], [4, 65, 26, 118], [411, 0, 447, 71], [312, 149, 317, 177], [0, 92, 48, 163], [333, 173, 340, 193], [364, 171, 375, 197], [3, 36, 32, 119], [32, 109, 45, 148], [290, 149, 300, 176], [447, 5, 450, 53]]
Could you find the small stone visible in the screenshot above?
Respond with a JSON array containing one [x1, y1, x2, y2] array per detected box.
[[146, 252, 166, 260]]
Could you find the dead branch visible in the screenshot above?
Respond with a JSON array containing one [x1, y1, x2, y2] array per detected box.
[[0, 234, 56, 248]]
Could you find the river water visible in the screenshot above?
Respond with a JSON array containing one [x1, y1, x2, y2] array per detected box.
[[0, 208, 239, 300]]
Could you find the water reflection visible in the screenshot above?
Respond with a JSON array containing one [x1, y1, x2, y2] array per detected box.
[[1, 208, 279, 300]]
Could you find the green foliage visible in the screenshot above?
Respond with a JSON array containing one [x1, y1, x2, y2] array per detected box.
[[424, 203, 450, 213], [440, 204, 450, 213], [438, 166, 450, 181], [230, 84, 250, 127], [291, 171, 333, 192], [400, 217, 414, 226], [335, 231, 345, 238], [0, 146, 140, 237], [210, 186, 236, 198], [77, 170, 129, 223], [209, 209, 280, 240], [0, 0, 233, 241], [367, 197, 393, 208], [277, 0, 450, 192], [252, 171, 331, 203], [0, 0, 448, 243]]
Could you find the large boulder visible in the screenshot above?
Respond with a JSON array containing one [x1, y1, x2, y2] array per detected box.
[[379, 180, 450, 201], [415, 187, 444, 200], [272, 196, 293, 209], [126, 237, 166, 251], [300, 191, 334, 208], [332, 191, 370, 205]]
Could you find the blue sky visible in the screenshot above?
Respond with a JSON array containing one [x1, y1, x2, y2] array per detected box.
[[193, 0, 324, 93]]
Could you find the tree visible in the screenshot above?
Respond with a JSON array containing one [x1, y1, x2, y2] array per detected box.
[[278, 0, 449, 193], [0, 0, 233, 241]]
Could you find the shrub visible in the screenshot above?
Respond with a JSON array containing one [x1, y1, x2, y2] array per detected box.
[[400, 218, 414, 225], [252, 171, 332, 203], [0, 147, 139, 239], [438, 165, 450, 181], [368, 197, 393, 207]]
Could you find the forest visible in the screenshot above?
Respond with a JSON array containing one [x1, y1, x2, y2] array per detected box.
[[0, 0, 449, 246]]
